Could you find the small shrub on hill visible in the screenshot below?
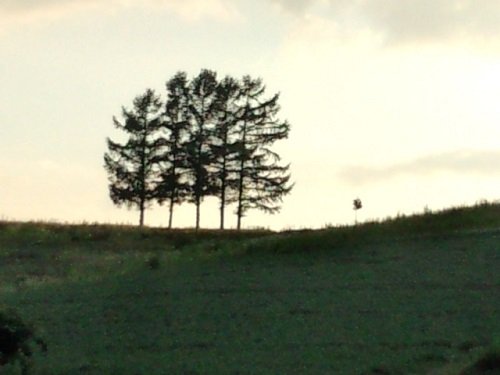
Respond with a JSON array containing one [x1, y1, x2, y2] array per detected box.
[[0, 307, 47, 375], [462, 350, 500, 374]]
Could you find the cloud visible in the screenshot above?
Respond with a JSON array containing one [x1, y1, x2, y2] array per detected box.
[[339, 150, 500, 185], [270, 0, 500, 45], [5, 0, 498, 44], [0, 0, 239, 27], [3, 0, 500, 44], [0, 0, 99, 22], [270, 0, 314, 13], [146, 0, 240, 22]]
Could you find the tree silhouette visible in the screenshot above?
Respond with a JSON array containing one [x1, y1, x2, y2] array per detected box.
[[104, 89, 163, 227], [353, 198, 362, 224], [210, 76, 242, 229], [156, 73, 191, 229], [104, 71, 293, 229], [233, 76, 293, 230], [0, 307, 47, 375], [185, 69, 218, 230]]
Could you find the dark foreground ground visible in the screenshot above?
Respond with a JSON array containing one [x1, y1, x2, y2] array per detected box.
[[0, 206, 499, 374]]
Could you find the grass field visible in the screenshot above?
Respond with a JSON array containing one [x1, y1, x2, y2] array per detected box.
[[0, 203, 499, 374]]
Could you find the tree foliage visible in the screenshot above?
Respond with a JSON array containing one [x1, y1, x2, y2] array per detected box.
[[0, 307, 47, 375], [104, 71, 293, 229], [156, 73, 191, 229], [233, 76, 293, 229], [185, 69, 219, 230], [210, 76, 242, 229], [104, 89, 163, 227]]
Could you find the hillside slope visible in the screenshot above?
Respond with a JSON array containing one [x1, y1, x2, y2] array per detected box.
[[0, 203, 499, 374]]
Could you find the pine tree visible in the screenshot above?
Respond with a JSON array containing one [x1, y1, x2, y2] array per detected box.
[[156, 72, 191, 229], [185, 69, 218, 230], [103, 89, 163, 227], [210, 76, 242, 229], [234, 76, 293, 230]]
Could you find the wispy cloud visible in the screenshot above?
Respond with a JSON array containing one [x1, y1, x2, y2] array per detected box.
[[339, 150, 500, 185], [5, 0, 499, 44], [147, 0, 240, 22], [0, 0, 99, 22], [0, 0, 240, 27], [271, 0, 500, 45]]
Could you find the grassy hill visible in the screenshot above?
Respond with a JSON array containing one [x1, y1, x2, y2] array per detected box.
[[0, 202, 499, 374]]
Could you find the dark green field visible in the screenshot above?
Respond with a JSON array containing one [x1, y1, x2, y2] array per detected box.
[[1, 204, 499, 374]]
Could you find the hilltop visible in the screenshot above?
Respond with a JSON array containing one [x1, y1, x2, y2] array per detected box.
[[0, 202, 499, 374]]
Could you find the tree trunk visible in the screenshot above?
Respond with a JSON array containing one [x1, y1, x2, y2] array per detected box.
[[168, 197, 174, 229], [139, 204, 145, 227], [168, 163, 176, 230], [195, 197, 201, 230], [219, 158, 227, 230], [236, 208, 242, 230], [220, 187, 225, 230], [236, 123, 247, 231], [236, 174, 244, 230]]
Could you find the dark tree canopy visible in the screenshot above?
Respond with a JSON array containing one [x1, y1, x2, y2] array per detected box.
[[104, 71, 293, 229], [0, 307, 47, 375], [104, 89, 163, 227], [185, 69, 219, 230], [210, 76, 242, 229], [233, 76, 293, 229], [155, 72, 191, 229]]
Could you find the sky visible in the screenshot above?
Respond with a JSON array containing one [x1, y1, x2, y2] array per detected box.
[[1, 0, 500, 230]]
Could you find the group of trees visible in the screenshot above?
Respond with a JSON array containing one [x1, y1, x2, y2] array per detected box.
[[104, 69, 293, 229]]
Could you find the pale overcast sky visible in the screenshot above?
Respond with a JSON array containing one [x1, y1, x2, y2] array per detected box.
[[1, 0, 500, 229]]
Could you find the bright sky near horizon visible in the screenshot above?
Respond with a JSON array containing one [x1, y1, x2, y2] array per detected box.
[[1, 0, 500, 230]]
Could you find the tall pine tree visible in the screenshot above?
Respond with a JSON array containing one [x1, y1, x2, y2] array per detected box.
[[234, 76, 293, 229], [185, 69, 218, 230], [156, 72, 191, 229], [210, 76, 242, 229], [104, 89, 163, 227]]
